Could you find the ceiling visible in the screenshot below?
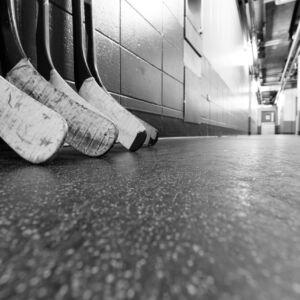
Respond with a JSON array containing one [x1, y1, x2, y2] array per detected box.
[[238, 0, 300, 105]]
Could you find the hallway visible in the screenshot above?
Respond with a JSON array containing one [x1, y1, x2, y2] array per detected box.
[[1, 136, 300, 299]]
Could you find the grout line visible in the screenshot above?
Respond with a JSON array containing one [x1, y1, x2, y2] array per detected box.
[[51, 0, 184, 85], [94, 28, 183, 84], [124, 0, 163, 35], [49, 0, 71, 15], [159, 136, 229, 140], [161, 0, 164, 109], [119, 0, 122, 98]]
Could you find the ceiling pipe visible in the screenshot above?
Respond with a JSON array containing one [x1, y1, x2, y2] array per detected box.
[[248, 0, 264, 103], [238, 0, 251, 40], [289, 0, 300, 38], [274, 20, 300, 104], [278, 43, 300, 88]]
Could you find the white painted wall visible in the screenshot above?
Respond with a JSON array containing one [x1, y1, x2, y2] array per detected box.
[[184, 0, 257, 132], [277, 89, 296, 121], [277, 88, 297, 134], [202, 0, 250, 94]]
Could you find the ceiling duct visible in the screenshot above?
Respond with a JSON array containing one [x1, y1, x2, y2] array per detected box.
[[274, 19, 300, 104]]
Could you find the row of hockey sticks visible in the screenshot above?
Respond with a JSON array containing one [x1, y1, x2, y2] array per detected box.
[[0, 0, 158, 164]]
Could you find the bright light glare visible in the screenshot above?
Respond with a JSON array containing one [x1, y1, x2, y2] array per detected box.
[[128, 0, 162, 25], [229, 43, 253, 67]]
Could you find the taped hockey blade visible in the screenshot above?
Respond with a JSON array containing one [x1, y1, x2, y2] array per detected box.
[[137, 118, 159, 146], [0, 76, 67, 163], [6, 59, 118, 157], [79, 77, 147, 151]]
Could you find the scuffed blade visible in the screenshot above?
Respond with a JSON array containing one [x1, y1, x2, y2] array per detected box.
[[79, 77, 146, 151], [6, 59, 118, 157], [0, 76, 67, 164]]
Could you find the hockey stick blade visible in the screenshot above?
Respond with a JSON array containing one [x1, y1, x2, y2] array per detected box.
[[73, 0, 147, 151], [84, 0, 159, 147], [36, 0, 119, 156], [0, 0, 118, 157], [6, 59, 118, 157], [0, 76, 68, 163]]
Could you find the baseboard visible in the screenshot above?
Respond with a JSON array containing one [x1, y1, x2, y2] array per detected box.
[[130, 110, 247, 137]]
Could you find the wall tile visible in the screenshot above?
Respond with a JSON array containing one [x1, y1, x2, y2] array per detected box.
[[163, 4, 183, 49], [200, 77, 209, 98], [163, 0, 184, 27], [95, 31, 121, 94], [121, 49, 162, 105], [19, 0, 38, 66], [163, 74, 183, 111], [93, 0, 120, 42], [121, 1, 162, 69], [162, 107, 183, 119], [185, 17, 203, 56], [163, 39, 184, 82], [15, 0, 250, 135], [120, 96, 163, 115], [184, 41, 202, 78], [185, 68, 209, 123], [125, 0, 163, 33], [200, 96, 210, 119]]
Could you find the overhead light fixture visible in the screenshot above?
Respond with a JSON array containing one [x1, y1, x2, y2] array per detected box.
[[275, 0, 296, 5], [260, 85, 280, 92]]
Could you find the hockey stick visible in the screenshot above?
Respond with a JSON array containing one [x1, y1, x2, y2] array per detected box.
[[0, 2, 68, 164], [36, 0, 118, 155], [72, 0, 146, 152], [0, 0, 118, 157], [0, 77, 67, 163], [84, 0, 159, 146]]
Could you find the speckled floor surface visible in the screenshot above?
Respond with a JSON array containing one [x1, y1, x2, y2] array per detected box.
[[1, 135, 300, 300]]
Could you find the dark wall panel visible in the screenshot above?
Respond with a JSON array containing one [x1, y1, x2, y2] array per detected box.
[[121, 49, 162, 105], [49, 4, 74, 82], [18, 0, 38, 66], [280, 121, 296, 134], [162, 107, 183, 119], [120, 95, 162, 115], [93, 0, 120, 42], [95, 31, 120, 94], [162, 74, 183, 111]]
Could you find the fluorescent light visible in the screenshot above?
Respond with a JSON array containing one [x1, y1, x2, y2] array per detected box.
[[260, 85, 280, 92], [275, 0, 296, 5]]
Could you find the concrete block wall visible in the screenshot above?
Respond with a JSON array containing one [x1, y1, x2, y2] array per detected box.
[[184, 0, 252, 135], [9, 0, 252, 137]]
